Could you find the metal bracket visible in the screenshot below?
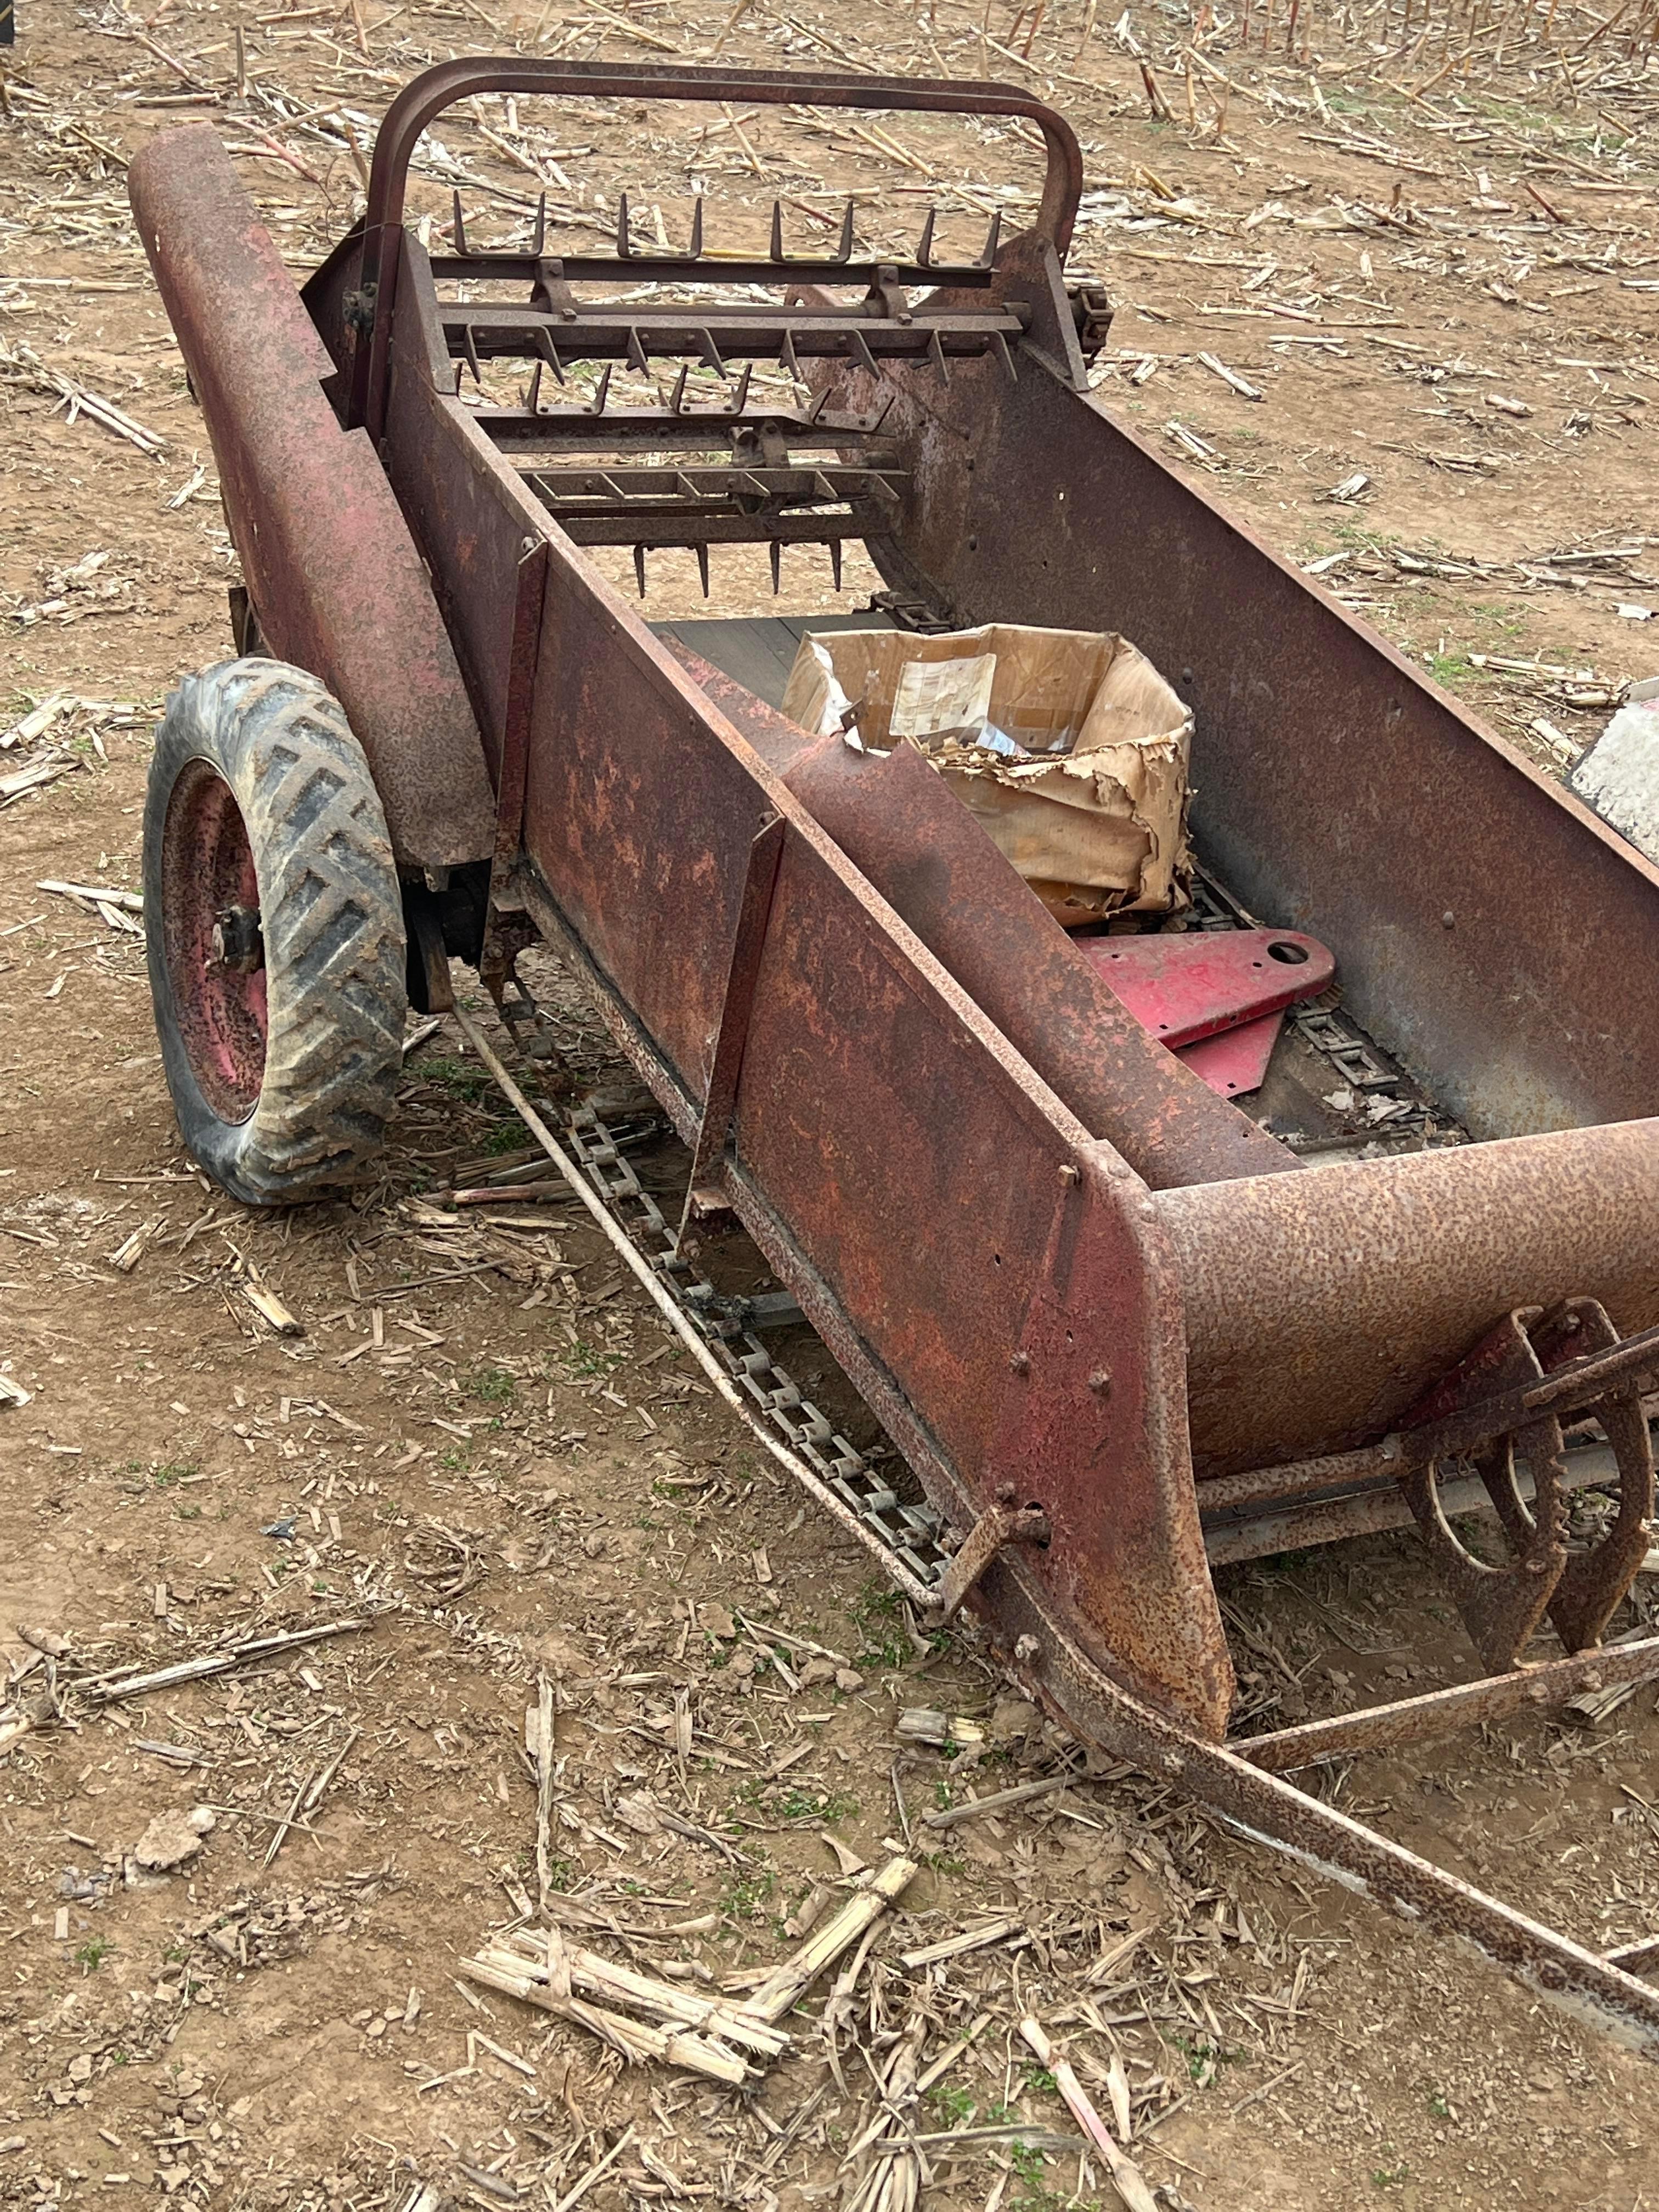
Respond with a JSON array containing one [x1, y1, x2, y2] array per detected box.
[[931, 1497, 1051, 1621], [490, 536, 551, 892], [677, 814, 787, 1245]]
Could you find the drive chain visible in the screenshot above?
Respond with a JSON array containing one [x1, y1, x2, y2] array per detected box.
[[563, 1106, 949, 1589]]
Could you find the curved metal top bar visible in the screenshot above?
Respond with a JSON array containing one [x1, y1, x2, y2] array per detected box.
[[363, 57, 1085, 258]]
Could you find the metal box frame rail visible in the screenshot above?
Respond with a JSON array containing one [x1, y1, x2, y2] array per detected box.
[[127, 60, 1659, 2053]]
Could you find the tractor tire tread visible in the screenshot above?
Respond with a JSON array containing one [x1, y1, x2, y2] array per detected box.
[[144, 658, 407, 1206]]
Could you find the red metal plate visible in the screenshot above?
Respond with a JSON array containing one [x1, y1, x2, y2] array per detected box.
[[1077, 927, 1334, 1048], [1176, 1011, 1284, 1099]]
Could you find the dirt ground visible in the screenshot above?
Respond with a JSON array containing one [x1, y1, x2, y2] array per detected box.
[[2, 0, 1658, 2205]]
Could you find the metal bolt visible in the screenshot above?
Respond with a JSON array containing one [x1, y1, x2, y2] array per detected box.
[[210, 904, 263, 974], [1057, 1163, 1080, 1186], [1013, 1633, 1040, 1663], [1009, 1351, 1031, 1375], [1087, 1369, 1111, 1397], [1442, 910, 1455, 929]]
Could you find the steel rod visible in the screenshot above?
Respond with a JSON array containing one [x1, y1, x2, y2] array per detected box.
[[1234, 1634, 1659, 1771]]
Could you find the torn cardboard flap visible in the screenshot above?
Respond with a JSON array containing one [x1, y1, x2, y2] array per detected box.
[[781, 623, 1193, 922]]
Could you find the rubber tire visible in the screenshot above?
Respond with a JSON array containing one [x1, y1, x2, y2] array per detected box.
[[144, 657, 407, 1205]]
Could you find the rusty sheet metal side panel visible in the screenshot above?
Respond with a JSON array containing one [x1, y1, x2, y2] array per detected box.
[[678, 653, 1301, 1193], [1158, 1118, 1659, 1470], [519, 577, 778, 1103], [833, 334, 1659, 1141], [499, 521, 1229, 1731], [126, 128, 496, 874], [716, 831, 1232, 1736]]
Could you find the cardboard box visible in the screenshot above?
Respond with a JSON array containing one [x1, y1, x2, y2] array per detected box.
[[781, 622, 1192, 924]]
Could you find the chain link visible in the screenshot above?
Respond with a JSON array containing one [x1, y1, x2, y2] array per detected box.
[[563, 1107, 950, 1588]]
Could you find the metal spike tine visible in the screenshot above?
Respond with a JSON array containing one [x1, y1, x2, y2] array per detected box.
[[726, 362, 753, 417], [452, 191, 470, 258], [698, 328, 725, 377], [928, 328, 951, 386], [834, 199, 855, 264], [769, 540, 781, 596], [848, 329, 881, 380], [461, 323, 483, 387], [696, 544, 710, 599], [978, 209, 1002, 268], [585, 363, 613, 416], [870, 393, 895, 432], [992, 331, 1019, 385], [769, 200, 785, 264], [830, 539, 843, 592], [617, 191, 633, 260], [533, 191, 547, 257], [633, 543, 647, 598], [780, 328, 802, 386], [917, 207, 936, 269], [527, 359, 543, 415], [627, 326, 650, 375], [669, 364, 689, 415], [533, 326, 566, 385], [689, 197, 704, 260], [805, 384, 833, 424]]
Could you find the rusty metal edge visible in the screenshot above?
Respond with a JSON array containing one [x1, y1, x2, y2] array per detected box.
[[980, 1562, 1659, 2050], [1234, 1634, 1659, 1771]]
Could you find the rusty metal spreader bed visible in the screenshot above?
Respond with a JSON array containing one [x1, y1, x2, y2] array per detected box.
[[127, 60, 1659, 2045]]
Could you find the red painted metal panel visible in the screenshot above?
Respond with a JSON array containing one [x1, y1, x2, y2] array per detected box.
[[1078, 928, 1333, 1047], [1176, 1014, 1283, 1099]]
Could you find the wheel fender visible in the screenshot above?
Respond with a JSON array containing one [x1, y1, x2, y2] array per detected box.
[[128, 125, 497, 876]]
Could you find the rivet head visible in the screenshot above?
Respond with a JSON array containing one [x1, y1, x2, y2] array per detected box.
[[1057, 1163, 1080, 1186], [1088, 1369, 1111, 1397], [1442, 910, 1455, 929]]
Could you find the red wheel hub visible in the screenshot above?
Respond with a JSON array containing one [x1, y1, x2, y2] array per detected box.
[[161, 760, 268, 1121]]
